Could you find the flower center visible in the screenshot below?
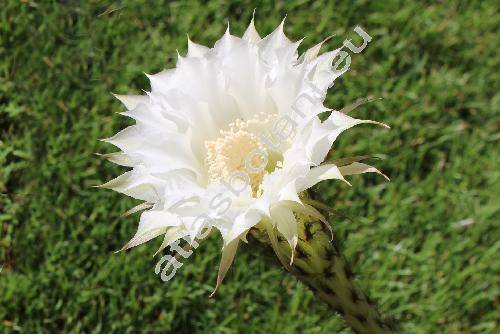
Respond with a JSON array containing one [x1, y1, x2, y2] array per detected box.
[[205, 113, 274, 194]]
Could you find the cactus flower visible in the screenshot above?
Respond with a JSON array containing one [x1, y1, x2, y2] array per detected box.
[[99, 16, 392, 333]]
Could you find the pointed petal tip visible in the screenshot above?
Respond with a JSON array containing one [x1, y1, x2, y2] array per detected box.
[[277, 15, 286, 33], [110, 92, 138, 105], [110, 92, 135, 107], [243, 11, 261, 43], [210, 239, 239, 299], [121, 202, 153, 218], [367, 120, 390, 129], [186, 34, 195, 46], [209, 274, 223, 298], [115, 237, 143, 253], [153, 248, 162, 257], [119, 210, 132, 218], [324, 34, 335, 43], [281, 14, 287, 25], [175, 49, 182, 59], [113, 244, 128, 254]]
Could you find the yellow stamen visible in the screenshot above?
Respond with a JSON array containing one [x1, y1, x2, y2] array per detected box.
[[205, 113, 274, 194]]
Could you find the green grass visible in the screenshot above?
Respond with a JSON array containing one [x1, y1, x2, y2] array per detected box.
[[1, 1, 498, 333]]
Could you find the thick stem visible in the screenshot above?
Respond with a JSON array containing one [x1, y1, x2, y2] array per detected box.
[[248, 214, 393, 334]]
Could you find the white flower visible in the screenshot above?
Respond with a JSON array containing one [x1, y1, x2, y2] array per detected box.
[[100, 17, 389, 291]]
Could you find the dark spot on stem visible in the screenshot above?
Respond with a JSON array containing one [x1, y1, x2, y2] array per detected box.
[[295, 245, 309, 259], [304, 224, 313, 241], [293, 264, 307, 276], [344, 263, 355, 280], [324, 247, 336, 263], [366, 295, 376, 306], [376, 318, 385, 329], [324, 266, 336, 279], [351, 288, 361, 303], [318, 282, 335, 296], [355, 313, 367, 324]]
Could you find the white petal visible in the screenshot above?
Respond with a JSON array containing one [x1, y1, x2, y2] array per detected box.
[[174, 56, 241, 127], [216, 42, 272, 121], [225, 210, 262, 244], [187, 37, 209, 58], [96, 152, 134, 167], [122, 202, 153, 217], [118, 229, 165, 253], [210, 238, 240, 297], [98, 168, 158, 202], [146, 68, 177, 93], [277, 180, 301, 203], [327, 110, 390, 130], [297, 163, 350, 192], [104, 124, 203, 177], [257, 18, 296, 64], [154, 227, 189, 256], [120, 104, 178, 132], [340, 97, 382, 115], [280, 200, 326, 224], [309, 111, 389, 164], [299, 35, 333, 63], [270, 205, 298, 264], [120, 210, 181, 251], [213, 27, 244, 56], [308, 47, 343, 93], [263, 220, 292, 269], [242, 14, 261, 43], [112, 94, 149, 110], [102, 126, 142, 152], [331, 155, 370, 166], [339, 162, 389, 181]]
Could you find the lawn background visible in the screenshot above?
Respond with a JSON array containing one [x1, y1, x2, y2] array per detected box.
[[1, 0, 498, 333]]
